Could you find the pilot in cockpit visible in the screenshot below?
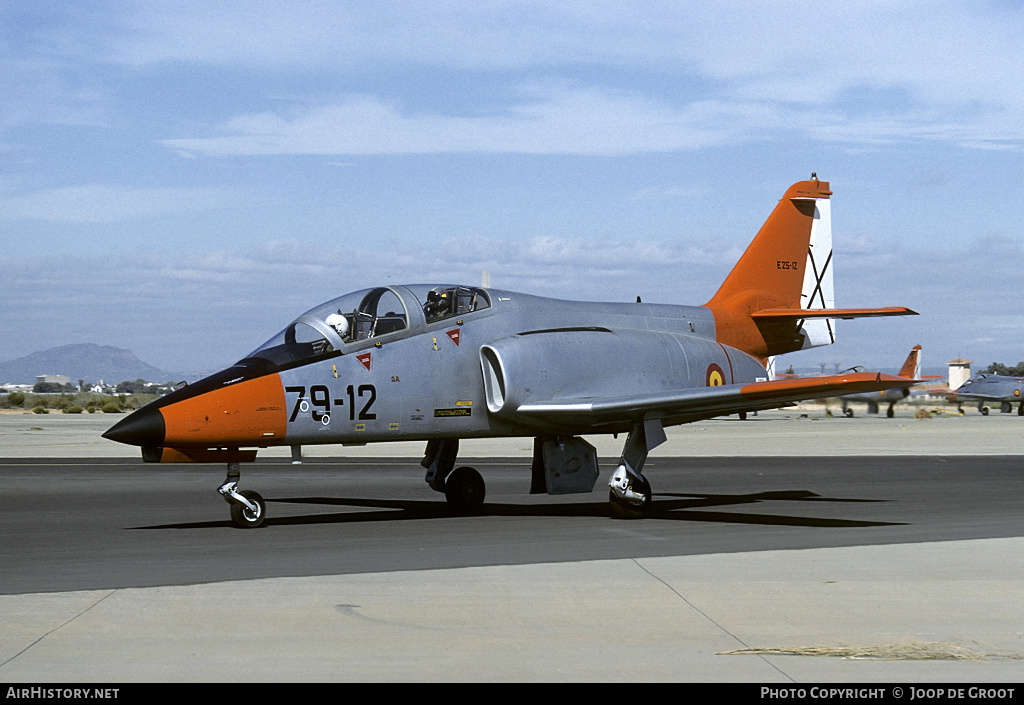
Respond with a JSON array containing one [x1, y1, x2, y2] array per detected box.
[[325, 311, 351, 342], [424, 289, 453, 322]]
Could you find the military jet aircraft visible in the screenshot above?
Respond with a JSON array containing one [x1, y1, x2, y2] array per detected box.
[[951, 373, 1024, 416], [104, 177, 917, 527], [839, 345, 922, 418]]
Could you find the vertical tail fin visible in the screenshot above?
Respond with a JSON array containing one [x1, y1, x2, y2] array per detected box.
[[898, 345, 922, 380], [704, 178, 834, 360], [704, 177, 915, 362]]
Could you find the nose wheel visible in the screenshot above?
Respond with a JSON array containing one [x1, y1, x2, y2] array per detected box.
[[229, 489, 266, 528], [219, 463, 266, 528]]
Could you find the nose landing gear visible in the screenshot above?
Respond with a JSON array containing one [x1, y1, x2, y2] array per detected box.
[[219, 462, 266, 528]]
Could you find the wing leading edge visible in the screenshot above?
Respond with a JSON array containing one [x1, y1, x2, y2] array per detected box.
[[515, 372, 917, 425]]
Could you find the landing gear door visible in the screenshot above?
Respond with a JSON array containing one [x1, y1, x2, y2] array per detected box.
[[533, 437, 600, 495]]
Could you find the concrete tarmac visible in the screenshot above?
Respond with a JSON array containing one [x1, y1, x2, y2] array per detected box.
[[3, 402, 1023, 459], [1, 405, 1023, 683]]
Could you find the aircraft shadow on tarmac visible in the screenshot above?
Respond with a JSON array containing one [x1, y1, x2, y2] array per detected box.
[[133, 489, 905, 530]]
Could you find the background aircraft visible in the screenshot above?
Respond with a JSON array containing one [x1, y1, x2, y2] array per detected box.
[[950, 373, 1024, 415], [839, 345, 923, 417], [104, 177, 917, 527]]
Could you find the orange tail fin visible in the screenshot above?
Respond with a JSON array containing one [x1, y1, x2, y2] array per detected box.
[[704, 178, 831, 360], [898, 345, 922, 380], [704, 178, 915, 361]]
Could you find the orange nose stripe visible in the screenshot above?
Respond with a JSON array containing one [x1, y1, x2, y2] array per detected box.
[[161, 373, 287, 446]]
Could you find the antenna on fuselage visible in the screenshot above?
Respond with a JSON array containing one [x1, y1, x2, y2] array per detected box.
[[482, 271, 491, 287]]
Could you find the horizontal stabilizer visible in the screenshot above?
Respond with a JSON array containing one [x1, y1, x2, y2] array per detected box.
[[752, 306, 918, 321]]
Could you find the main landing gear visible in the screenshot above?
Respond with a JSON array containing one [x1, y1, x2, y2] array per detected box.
[[608, 419, 665, 519], [422, 438, 486, 512], [219, 462, 266, 528], [422, 422, 666, 520]]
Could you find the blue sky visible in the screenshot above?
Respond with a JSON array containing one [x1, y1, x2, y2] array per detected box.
[[2, 1, 1022, 377]]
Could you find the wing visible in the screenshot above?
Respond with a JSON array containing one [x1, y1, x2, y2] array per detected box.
[[515, 372, 917, 426]]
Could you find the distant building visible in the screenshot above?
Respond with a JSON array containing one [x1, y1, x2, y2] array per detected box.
[[36, 374, 71, 386], [947, 358, 971, 391]]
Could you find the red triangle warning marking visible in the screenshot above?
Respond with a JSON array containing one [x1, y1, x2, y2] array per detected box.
[[357, 353, 372, 371], [446, 328, 461, 346]]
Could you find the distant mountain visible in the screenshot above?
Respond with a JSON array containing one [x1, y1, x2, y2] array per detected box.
[[0, 344, 170, 386]]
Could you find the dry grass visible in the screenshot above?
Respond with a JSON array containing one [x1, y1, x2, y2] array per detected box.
[[719, 641, 1021, 661]]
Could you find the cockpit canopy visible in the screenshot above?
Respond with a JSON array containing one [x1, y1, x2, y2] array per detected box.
[[243, 285, 490, 369]]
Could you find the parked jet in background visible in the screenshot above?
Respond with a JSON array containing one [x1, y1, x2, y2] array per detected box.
[[951, 373, 1024, 415], [840, 345, 922, 418], [104, 177, 917, 527]]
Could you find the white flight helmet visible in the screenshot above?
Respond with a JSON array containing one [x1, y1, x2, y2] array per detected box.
[[325, 313, 349, 337]]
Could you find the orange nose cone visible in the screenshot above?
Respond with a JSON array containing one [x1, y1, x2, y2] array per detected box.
[[160, 373, 287, 446]]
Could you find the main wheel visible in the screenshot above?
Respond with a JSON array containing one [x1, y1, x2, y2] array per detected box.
[[229, 489, 266, 528], [609, 474, 652, 519], [444, 466, 485, 512]]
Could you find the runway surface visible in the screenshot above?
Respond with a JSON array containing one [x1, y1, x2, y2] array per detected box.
[[2, 455, 1023, 595], [2, 409, 1023, 682]]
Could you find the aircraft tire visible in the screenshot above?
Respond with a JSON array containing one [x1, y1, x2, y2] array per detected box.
[[608, 475, 652, 520], [229, 490, 266, 529], [444, 467, 485, 512], [844, 409, 854, 418], [981, 406, 989, 416]]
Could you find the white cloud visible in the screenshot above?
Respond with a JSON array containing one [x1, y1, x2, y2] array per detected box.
[[0, 185, 247, 223], [3, 233, 1021, 373], [98, 2, 1023, 96], [162, 89, 767, 157], [7, 3, 1024, 154], [163, 77, 1023, 157]]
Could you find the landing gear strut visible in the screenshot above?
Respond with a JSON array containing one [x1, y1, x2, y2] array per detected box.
[[608, 418, 665, 518], [219, 462, 266, 528], [422, 439, 486, 512]]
